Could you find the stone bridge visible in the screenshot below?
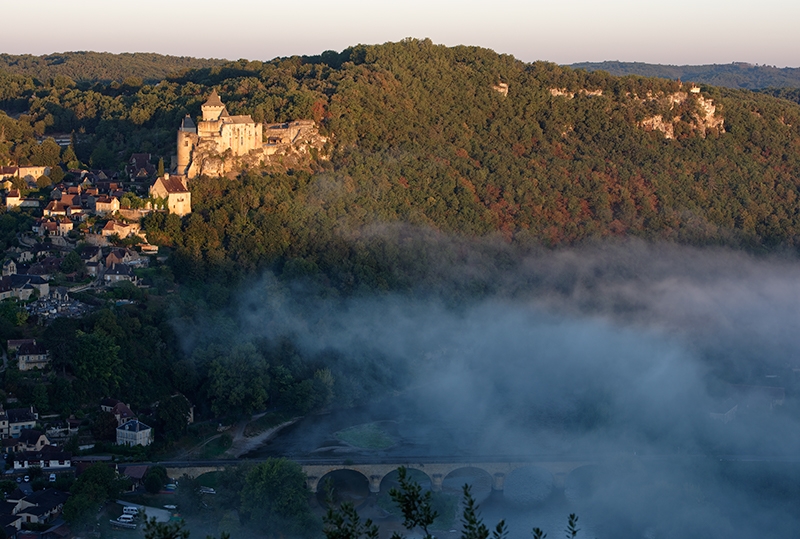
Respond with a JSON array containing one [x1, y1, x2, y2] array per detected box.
[[164, 458, 595, 495], [301, 460, 593, 493]]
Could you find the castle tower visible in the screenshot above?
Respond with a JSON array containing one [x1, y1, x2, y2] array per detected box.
[[201, 90, 227, 121], [176, 115, 196, 176]]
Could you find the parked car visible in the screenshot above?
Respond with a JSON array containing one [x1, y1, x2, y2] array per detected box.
[[49, 473, 57, 482], [23, 476, 29, 482]]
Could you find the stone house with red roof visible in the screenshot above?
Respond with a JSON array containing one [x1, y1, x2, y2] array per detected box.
[[150, 174, 191, 216]]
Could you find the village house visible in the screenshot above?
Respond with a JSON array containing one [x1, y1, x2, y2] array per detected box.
[[16, 166, 50, 181], [127, 153, 157, 179], [80, 246, 101, 264], [2, 429, 50, 454], [105, 248, 137, 267], [86, 260, 103, 277], [16, 340, 50, 371], [104, 263, 136, 284], [150, 174, 191, 215], [42, 200, 69, 217], [0, 166, 18, 181], [1, 488, 70, 533], [0, 406, 38, 438], [51, 286, 69, 302], [121, 464, 150, 490], [100, 398, 122, 413], [116, 419, 153, 446], [7, 248, 34, 264], [5, 189, 21, 208], [91, 194, 120, 215], [0, 275, 48, 301], [13, 446, 71, 471], [102, 220, 141, 238], [111, 401, 136, 426], [2, 259, 16, 276]]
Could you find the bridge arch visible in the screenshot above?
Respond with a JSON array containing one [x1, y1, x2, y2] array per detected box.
[[440, 467, 494, 500], [379, 467, 434, 494], [564, 464, 602, 501], [503, 465, 555, 505], [314, 469, 372, 504]]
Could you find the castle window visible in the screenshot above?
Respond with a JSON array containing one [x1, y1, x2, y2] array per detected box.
[[185, 141, 189, 146]]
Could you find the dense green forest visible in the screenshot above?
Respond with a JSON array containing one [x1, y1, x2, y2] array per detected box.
[[5, 39, 800, 281], [3, 41, 799, 536], [3, 42, 800, 532], [0, 51, 227, 84], [571, 60, 800, 89]]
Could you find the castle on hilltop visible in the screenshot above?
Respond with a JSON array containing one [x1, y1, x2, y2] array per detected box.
[[176, 90, 262, 178], [175, 90, 325, 179]]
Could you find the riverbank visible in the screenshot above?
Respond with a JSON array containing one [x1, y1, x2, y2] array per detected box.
[[224, 416, 301, 458]]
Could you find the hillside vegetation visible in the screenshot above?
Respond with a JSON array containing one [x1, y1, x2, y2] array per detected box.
[[3, 40, 800, 290], [0, 51, 227, 84], [571, 61, 800, 90]]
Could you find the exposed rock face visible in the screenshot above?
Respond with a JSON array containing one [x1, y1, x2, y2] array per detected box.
[[640, 115, 675, 139], [549, 88, 603, 98], [492, 82, 509, 96], [549, 84, 723, 139], [189, 120, 328, 178], [639, 91, 725, 139]]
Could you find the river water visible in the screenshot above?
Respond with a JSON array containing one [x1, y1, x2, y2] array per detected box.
[[243, 392, 800, 539]]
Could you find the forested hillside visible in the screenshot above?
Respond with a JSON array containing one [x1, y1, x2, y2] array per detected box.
[[0, 51, 227, 84], [4, 39, 800, 293], [571, 60, 800, 89]]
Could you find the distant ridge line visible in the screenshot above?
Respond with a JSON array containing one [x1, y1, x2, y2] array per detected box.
[[569, 60, 800, 90]]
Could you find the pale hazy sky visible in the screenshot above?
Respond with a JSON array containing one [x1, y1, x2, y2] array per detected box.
[[2, 0, 798, 66]]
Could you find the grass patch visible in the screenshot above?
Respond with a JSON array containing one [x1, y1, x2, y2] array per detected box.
[[243, 412, 293, 437], [334, 422, 394, 450], [198, 433, 232, 459]]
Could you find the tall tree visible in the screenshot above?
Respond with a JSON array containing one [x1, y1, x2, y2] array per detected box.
[[239, 458, 317, 537]]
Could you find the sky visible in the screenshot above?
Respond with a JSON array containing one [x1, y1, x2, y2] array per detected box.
[[2, 0, 799, 66]]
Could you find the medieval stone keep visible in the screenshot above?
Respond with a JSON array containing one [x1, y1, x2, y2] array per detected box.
[[176, 90, 263, 179]]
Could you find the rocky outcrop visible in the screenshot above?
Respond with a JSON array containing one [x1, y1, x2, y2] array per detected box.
[[639, 90, 724, 139], [189, 120, 328, 178]]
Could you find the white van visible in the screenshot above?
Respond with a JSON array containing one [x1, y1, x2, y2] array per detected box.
[[117, 514, 135, 524], [122, 506, 139, 515]]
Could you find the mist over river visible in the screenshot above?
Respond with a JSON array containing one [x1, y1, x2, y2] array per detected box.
[[217, 240, 800, 538]]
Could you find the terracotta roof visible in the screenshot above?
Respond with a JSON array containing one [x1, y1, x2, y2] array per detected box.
[[158, 176, 189, 194], [203, 90, 224, 108], [112, 401, 136, 419], [123, 465, 149, 480]]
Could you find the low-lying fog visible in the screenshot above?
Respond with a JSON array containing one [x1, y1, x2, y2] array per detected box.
[[214, 237, 800, 538]]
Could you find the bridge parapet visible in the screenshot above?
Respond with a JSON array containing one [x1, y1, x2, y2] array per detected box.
[[301, 460, 593, 494], [162, 459, 595, 494]]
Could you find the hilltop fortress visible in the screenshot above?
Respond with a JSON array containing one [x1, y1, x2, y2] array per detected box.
[[175, 91, 325, 179]]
